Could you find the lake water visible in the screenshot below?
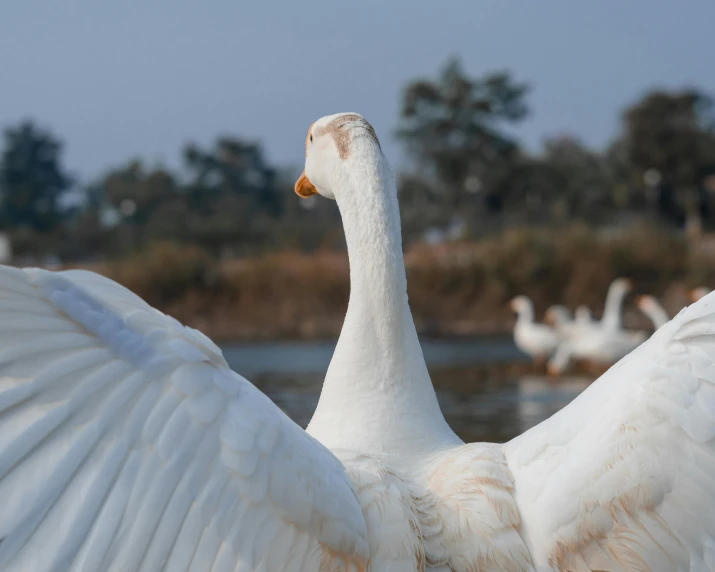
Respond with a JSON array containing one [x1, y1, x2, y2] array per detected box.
[[221, 337, 594, 443]]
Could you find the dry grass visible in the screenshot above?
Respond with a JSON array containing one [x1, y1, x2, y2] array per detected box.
[[68, 224, 707, 341]]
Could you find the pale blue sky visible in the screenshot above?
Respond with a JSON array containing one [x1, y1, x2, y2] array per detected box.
[[1, 1, 713, 181]]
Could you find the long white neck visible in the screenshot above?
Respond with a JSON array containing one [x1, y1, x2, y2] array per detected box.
[[602, 284, 627, 330], [306, 151, 460, 456], [516, 301, 535, 324], [641, 298, 669, 329]]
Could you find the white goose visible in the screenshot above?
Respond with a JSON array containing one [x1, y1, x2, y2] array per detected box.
[[548, 278, 647, 374], [599, 277, 633, 331], [574, 304, 593, 327], [1, 113, 715, 571], [637, 294, 670, 330], [545, 304, 592, 341], [691, 286, 711, 302], [511, 296, 559, 362]]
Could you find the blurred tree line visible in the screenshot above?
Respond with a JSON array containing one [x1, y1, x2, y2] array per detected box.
[[396, 58, 715, 241], [2, 57, 715, 262]]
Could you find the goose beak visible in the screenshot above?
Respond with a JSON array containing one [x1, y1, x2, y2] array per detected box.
[[295, 171, 317, 198]]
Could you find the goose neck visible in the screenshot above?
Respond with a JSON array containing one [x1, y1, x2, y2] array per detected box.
[[307, 155, 459, 454], [602, 286, 627, 329]]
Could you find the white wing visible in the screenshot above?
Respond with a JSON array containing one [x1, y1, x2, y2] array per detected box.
[[505, 294, 715, 571], [0, 266, 368, 572]]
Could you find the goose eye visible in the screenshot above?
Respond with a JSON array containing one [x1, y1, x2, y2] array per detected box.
[[310, 134, 313, 142]]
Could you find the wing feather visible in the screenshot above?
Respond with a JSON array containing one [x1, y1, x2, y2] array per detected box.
[[0, 266, 368, 571]]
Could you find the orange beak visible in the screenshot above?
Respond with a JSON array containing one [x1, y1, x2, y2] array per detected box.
[[294, 171, 317, 198]]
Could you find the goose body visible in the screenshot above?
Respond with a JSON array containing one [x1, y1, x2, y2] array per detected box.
[[574, 305, 592, 327], [511, 296, 559, 361], [1, 113, 715, 571], [549, 327, 647, 374]]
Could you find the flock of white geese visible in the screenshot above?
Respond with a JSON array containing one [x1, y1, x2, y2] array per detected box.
[[1, 113, 715, 571], [511, 281, 712, 375]]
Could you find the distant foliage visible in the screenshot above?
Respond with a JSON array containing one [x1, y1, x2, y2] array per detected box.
[[615, 89, 715, 234], [492, 136, 614, 225], [397, 57, 529, 232], [397, 61, 715, 240], [0, 121, 73, 232]]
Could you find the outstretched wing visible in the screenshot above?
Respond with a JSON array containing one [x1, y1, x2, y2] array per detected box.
[[0, 266, 368, 571], [505, 294, 715, 571]]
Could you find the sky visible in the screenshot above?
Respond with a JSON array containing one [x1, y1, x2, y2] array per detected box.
[[1, 0, 714, 183]]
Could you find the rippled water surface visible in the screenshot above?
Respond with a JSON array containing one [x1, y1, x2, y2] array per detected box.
[[222, 337, 594, 443]]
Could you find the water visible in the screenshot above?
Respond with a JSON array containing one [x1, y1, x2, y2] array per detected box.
[[222, 337, 594, 443]]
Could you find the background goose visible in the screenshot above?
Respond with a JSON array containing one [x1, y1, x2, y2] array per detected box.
[[545, 304, 592, 341], [574, 305, 593, 326], [637, 294, 670, 329], [600, 277, 633, 330], [691, 286, 711, 302], [1, 113, 715, 571], [547, 277, 647, 374], [511, 296, 559, 362]]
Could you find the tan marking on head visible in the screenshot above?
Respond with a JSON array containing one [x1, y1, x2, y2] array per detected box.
[[314, 114, 380, 159]]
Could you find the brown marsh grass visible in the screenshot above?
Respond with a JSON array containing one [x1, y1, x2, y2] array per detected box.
[[70, 223, 711, 341]]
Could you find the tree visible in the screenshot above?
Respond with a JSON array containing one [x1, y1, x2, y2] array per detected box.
[[178, 137, 287, 254], [539, 135, 612, 221], [101, 160, 178, 224], [183, 137, 281, 217], [396, 57, 529, 229], [616, 89, 715, 236], [0, 121, 73, 232], [461, 135, 614, 227], [397, 175, 451, 242]]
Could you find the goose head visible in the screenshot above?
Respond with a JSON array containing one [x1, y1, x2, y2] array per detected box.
[[636, 295, 658, 314], [295, 113, 382, 201], [510, 295, 532, 315], [545, 305, 570, 326], [690, 287, 711, 303], [609, 277, 634, 296]]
